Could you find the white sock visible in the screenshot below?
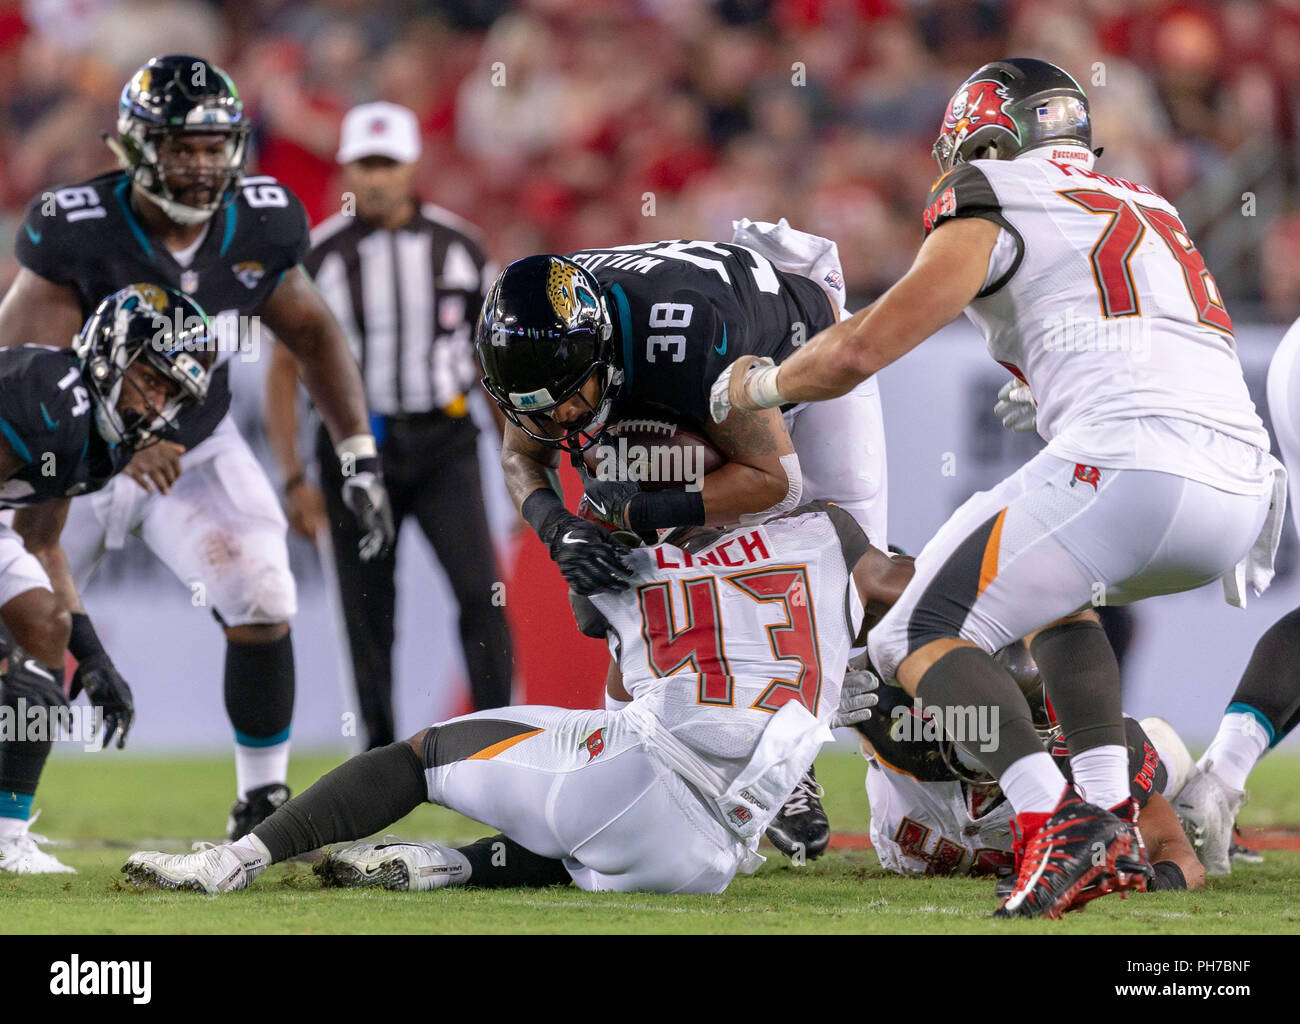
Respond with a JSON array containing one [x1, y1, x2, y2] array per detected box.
[[1068, 744, 1130, 809], [0, 816, 28, 838], [1199, 712, 1268, 791], [999, 751, 1068, 815], [235, 740, 291, 800], [228, 833, 273, 881]]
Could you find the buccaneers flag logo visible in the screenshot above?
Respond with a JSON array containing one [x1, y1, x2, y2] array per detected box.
[[940, 79, 1020, 153], [580, 728, 605, 762]]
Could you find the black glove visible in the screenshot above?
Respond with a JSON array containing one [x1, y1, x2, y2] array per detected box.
[[579, 478, 640, 531], [543, 513, 635, 595], [69, 654, 135, 749], [341, 455, 396, 561]]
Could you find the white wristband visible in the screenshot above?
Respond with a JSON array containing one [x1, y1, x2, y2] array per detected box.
[[748, 365, 787, 409], [335, 434, 377, 461]]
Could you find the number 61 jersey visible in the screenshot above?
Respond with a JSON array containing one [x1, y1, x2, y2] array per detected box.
[[924, 157, 1271, 492], [14, 169, 310, 452], [584, 501, 867, 784]]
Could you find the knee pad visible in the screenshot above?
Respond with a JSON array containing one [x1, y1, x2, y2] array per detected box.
[[222, 564, 298, 627]]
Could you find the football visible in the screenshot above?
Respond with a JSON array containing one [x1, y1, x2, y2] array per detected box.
[[581, 405, 724, 492]]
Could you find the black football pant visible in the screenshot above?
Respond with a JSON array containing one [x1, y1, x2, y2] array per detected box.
[[317, 416, 513, 749]]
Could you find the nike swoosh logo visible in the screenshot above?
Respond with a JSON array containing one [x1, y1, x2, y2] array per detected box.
[[24, 224, 41, 245], [714, 324, 727, 356], [561, 533, 590, 545], [40, 403, 58, 430], [23, 659, 55, 683], [585, 496, 609, 516]]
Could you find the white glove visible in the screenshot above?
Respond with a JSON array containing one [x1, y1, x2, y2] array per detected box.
[[994, 378, 1037, 433], [831, 662, 881, 729], [709, 355, 783, 423]]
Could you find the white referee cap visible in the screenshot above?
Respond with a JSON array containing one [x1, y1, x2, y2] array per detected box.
[[337, 102, 421, 164]]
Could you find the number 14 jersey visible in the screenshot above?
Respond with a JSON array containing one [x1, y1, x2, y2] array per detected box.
[[924, 157, 1271, 493]]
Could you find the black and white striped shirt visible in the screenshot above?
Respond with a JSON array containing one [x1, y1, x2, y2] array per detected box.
[[305, 203, 494, 416]]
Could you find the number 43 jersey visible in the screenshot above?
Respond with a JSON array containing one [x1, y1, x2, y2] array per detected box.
[[568, 240, 836, 430], [588, 501, 867, 785], [924, 157, 1272, 492], [15, 170, 310, 451]]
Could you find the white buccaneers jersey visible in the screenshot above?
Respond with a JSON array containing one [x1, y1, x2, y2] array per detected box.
[[923, 156, 1272, 493], [588, 501, 865, 785], [866, 761, 1015, 877]]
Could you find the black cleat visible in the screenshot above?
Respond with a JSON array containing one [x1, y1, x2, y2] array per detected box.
[[226, 783, 290, 841], [765, 766, 829, 861], [994, 789, 1142, 919]]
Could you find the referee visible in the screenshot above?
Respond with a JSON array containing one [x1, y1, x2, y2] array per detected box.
[[266, 101, 513, 749]]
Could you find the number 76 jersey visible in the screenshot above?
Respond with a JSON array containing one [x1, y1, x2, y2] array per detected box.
[[924, 157, 1270, 488], [588, 501, 867, 782]]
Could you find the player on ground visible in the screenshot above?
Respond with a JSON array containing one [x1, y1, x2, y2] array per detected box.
[[710, 58, 1282, 917], [0, 55, 395, 837], [476, 238, 888, 859], [121, 500, 910, 894], [860, 643, 1204, 893], [1173, 311, 1300, 874], [0, 285, 211, 872]]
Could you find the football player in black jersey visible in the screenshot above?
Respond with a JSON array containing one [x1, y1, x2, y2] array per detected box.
[[0, 284, 211, 872], [0, 55, 395, 839], [475, 242, 889, 862]]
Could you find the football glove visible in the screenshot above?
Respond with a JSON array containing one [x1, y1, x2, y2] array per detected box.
[[70, 654, 135, 749], [543, 513, 635, 596], [831, 656, 881, 729], [709, 355, 782, 423], [994, 378, 1037, 433], [341, 456, 396, 561], [577, 478, 640, 532]]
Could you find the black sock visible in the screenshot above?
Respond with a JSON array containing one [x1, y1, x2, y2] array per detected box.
[[1228, 607, 1300, 743], [914, 647, 1043, 777], [1030, 619, 1125, 752], [252, 742, 427, 862], [0, 663, 65, 819], [455, 834, 572, 888], [224, 633, 295, 744]]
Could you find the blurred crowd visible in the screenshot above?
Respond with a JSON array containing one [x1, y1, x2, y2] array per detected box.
[[4, 0, 1300, 317]]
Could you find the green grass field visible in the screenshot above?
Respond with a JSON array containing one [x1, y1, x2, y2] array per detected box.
[[4, 748, 1299, 934]]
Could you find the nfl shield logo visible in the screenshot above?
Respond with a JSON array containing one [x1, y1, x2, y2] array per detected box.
[[180, 269, 199, 293]]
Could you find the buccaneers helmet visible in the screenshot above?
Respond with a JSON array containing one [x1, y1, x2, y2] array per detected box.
[[475, 255, 622, 453], [932, 57, 1093, 174], [74, 284, 214, 450], [110, 55, 250, 224]]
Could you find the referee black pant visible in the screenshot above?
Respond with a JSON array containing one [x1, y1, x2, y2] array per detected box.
[[317, 414, 513, 749]]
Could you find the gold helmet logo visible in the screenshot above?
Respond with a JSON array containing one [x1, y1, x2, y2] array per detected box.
[[130, 283, 169, 311], [546, 259, 595, 324]]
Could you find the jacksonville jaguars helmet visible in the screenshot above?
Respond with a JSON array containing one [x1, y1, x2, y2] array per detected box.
[[110, 55, 250, 225], [475, 255, 622, 454], [932, 57, 1093, 174], [74, 284, 214, 450]]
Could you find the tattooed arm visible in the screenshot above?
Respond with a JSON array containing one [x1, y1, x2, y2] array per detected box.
[[501, 420, 563, 512], [698, 405, 798, 525]]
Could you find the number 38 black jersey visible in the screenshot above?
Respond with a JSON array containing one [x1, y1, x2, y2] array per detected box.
[[567, 241, 836, 430], [0, 346, 126, 508], [14, 170, 310, 450]]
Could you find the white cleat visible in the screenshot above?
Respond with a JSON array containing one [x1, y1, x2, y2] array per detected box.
[[0, 812, 76, 874], [122, 842, 250, 893], [1172, 761, 1246, 876], [314, 840, 466, 892]]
